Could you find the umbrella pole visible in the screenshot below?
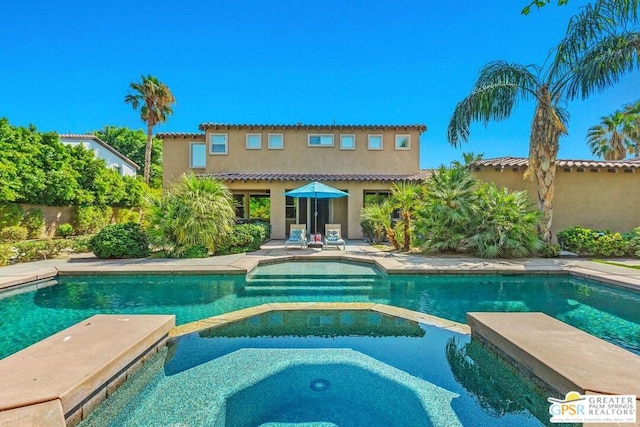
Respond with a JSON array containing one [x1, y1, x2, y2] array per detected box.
[[314, 196, 318, 235]]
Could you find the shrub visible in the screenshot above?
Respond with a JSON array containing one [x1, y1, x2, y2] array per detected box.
[[114, 208, 140, 224], [71, 235, 92, 253], [0, 244, 16, 265], [89, 223, 149, 259], [595, 232, 629, 257], [180, 244, 209, 258], [361, 218, 385, 244], [0, 225, 28, 243], [557, 226, 599, 255], [74, 206, 112, 235], [538, 242, 560, 258], [0, 204, 24, 229], [216, 226, 254, 255], [13, 239, 71, 262], [22, 208, 45, 239], [57, 223, 74, 238]]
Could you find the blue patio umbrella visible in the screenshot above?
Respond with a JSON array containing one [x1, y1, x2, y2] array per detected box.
[[284, 181, 349, 234]]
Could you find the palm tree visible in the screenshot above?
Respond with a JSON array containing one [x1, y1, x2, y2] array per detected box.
[[587, 110, 639, 160], [391, 182, 421, 251], [360, 199, 401, 250], [147, 173, 235, 256], [448, 0, 640, 242], [623, 100, 640, 156], [125, 75, 175, 184]]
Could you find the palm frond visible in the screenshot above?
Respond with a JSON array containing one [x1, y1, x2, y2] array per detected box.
[[567, 31, 640, 100], [448, 62, 540, 147]]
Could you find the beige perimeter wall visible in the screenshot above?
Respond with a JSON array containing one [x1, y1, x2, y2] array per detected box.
[[474, 167, 640, 239]]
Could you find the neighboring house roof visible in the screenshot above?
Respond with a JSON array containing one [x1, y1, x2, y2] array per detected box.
[[197, 123, 428, 132], [202, 170, 433, 182], [156, 132, 206, 139], [472, 156, 640, 170], [59, 134, 140, 169]]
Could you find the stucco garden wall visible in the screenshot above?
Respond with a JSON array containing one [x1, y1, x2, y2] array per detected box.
[[474, 167, 640, 239]]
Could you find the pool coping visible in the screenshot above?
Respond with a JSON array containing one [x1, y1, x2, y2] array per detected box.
[[169, 302, 471, 338], [0, 314, 175, 427]]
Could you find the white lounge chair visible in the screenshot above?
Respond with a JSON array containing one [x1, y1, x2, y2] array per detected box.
[[285, 224, 307, 249], [324, 224, 346, 250]]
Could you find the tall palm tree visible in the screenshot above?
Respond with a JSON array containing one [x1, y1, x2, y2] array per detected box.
[[125, 75, 175, 184], [448, 0, 640, 242], [623, 100, 640, 156], [587, 110, 638, 160]]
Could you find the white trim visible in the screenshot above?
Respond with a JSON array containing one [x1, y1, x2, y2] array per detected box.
[[209, 133, 228, 155], [190, 142, 207, 168], [268, 133, 284, 150], [367, 134, 383, 150], [246, 133, 262, 150], [395, 134, 411, 150], [308, 134, 335, 147], [340, 134, 356, 150]]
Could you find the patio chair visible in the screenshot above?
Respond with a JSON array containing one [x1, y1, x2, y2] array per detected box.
[[324, 224, 346, 250], [285, 224, 307, 249]]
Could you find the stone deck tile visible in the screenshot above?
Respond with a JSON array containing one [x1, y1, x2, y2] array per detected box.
[[467, 312, 640, 398], [0, 399, 65, 427], [0, 314, 175, 416]]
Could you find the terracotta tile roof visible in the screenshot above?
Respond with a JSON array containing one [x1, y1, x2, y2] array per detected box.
[[472, 156, 640, 169], [202, 171, 433, 182], [58, 134, 139, 169], [197, 123, 427, 132], [156, 132, 205, 139]]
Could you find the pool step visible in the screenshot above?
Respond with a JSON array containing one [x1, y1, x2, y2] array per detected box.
[[246, 273, 380, 282], [246, 277, 378, 286]]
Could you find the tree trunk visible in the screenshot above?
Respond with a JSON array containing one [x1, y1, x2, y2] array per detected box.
[[403, 213, 411, 251], [386, 227, 401, 250], [144, 124, 153, 184], [525, 91, 564, 243]]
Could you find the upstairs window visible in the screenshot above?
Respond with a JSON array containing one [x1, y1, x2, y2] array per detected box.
[[308, 134, 334, 147], [395, 134, 410, 150], [246, 134, 262, 149], [268, 134, 284, 149], [368, 134, 383, 150], [190, 142, 207, 168], [340, 134, 355, 150], [209, 133, 228, 155]]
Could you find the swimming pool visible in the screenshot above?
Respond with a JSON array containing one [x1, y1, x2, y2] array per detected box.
[[1, 261, 639, 359], [79, 310, 557, 426]]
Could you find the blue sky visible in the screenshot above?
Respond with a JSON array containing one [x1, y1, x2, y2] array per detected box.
[[1, 0, 637, 168]]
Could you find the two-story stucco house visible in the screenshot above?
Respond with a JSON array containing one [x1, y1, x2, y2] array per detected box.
[[159, 123, 428, 239], [59, 134, 139, 177]]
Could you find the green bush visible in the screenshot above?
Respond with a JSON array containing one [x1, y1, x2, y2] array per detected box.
[[89, 223, 149, 259], [557, 226, 600, 255], [74, 206, 112, 235], [0, 204, 24, 229], [0, 225, 28, 243], [538, 242, 560, 258], [361, 218, 385, 244], [71, 235, 92, 253], [114, 208, 140, 224], [13, 239, 71, 262], [216, 226, 254, 255], [558, 226, 638, 257], [22, 208, 45, 239], [0, 244, 16, 265], [57, 223, 74, 238], [180, 244, 209, 258]]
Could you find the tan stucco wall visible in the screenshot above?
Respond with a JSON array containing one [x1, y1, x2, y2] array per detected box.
[[222, 181, 396, 239], [162, 127, 421, 189], [474, 167, 640, 238]]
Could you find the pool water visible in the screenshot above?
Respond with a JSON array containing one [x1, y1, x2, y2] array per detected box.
[[0, 261, 639, 359], [80, 310, 560, 426]]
